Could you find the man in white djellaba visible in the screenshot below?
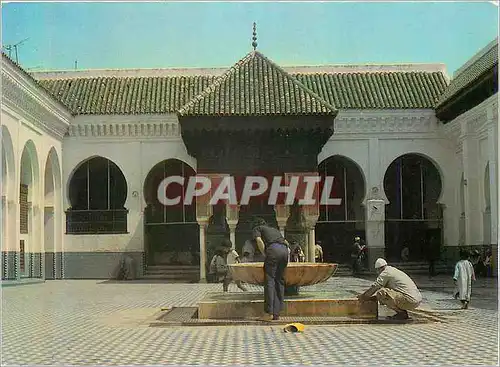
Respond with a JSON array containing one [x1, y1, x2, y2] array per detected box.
[[453, 249, 476, 309]]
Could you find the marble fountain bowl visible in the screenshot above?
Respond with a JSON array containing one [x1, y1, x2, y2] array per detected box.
[[228, 262, 338, 287]]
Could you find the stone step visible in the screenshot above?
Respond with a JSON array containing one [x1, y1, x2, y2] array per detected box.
[[145, 268, 200, 275], [143, 265, 201, 281], [142, 273, 200, 280], [147, 265, 200, 270]]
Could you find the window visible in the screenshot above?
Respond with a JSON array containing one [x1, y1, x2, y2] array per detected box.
[[66, 157, 128, 234]]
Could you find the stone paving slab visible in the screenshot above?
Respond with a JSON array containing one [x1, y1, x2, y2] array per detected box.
[[1, 277, 498, 366]]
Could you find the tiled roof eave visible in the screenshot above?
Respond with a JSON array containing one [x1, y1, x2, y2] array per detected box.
[[177, 111, 338, 118], [37, 70, 448, 114], [436, 43, 498, 108], [435, 65, 497, 110]]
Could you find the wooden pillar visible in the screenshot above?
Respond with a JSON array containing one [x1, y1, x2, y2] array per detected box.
[[196, 192, 212, 283]]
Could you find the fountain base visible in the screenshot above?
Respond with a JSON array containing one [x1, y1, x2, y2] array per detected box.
[[198, 291, 378, 320]]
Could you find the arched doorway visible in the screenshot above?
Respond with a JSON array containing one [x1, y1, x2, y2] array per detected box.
[[19, 140, 40, 278], [143, 159, 198, 266], [1, 126, 15, 279], [44, 148, 62, 279], [483, 163, 491, 245], [316, 156, 366, 264], [235, 175, 279, 259], [383, 154, 443, 262], [66, 156, 128, 234]]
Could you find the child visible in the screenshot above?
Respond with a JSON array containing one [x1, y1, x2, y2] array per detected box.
[[221, 239, 248, 292], [453, 249, 476, 309]]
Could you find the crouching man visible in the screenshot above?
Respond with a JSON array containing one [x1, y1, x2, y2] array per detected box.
[[357, 258, 422, 320]]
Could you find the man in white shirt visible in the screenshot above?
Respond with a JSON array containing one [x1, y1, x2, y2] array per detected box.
[[221, 239, 248, 292], [358, 258, 422, 320]]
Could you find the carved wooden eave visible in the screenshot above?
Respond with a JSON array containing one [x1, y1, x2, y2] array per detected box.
[[179, 115, 334, 159], [1, 55, 72, 139], [435, 66, 497, 123]]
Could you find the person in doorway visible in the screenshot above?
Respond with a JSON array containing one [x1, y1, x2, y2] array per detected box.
[[400, 246, 410, 262], [252, 217, 290, 321], [209, 247, 228, 283], [358, 258, 422, 320], [483, 250, 492, 277], [315, 241, 324, 263], [453, 249, 476, 309], [221, 239, 248, 292], [290, 242, 305, 262], [470, 249, 483, 277], [351, 237, 366, 275]]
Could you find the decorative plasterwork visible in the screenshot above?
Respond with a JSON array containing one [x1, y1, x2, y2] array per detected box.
[[2, 67, 71, 140], [333, 110, 439, 134], [442, 120, 462, 153], [449, 93, 497, 135], [67, 121, 181, 138], [441, 94, 498, 155]]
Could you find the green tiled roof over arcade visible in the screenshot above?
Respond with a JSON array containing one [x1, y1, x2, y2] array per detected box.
[[35, 51, 448, 116]]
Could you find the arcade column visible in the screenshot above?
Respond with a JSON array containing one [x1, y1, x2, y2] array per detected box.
[[365, 199, 386, 271], [274, 204, 290, 237], [196, 200, 213, 283], [304, 214, 319, 263], [226, 204, 240, 248]]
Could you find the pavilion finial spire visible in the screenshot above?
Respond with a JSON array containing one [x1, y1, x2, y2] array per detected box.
[[252, 22, 258, 51]]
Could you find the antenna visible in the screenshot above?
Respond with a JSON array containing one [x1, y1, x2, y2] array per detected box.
[[3, 38, 29, 64]]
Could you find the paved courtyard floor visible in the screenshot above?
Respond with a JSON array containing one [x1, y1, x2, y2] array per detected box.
[[1, 275, 498, 366]]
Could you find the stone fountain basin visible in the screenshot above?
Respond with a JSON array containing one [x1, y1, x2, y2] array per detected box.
[[229, 262, 338, 286]]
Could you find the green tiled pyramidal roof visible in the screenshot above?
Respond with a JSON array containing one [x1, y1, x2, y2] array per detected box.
[[36, 60, 448, 116], [178, 51, 337, 116], [436, 42, 498, 109]]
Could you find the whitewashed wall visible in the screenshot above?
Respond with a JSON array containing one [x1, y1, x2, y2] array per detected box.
[[442, 94, 498, 248], [63, 109, 465, 255], [319, 109, 460, 251], [1, 57, 70, 279], [61, 114, 196, 254]]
